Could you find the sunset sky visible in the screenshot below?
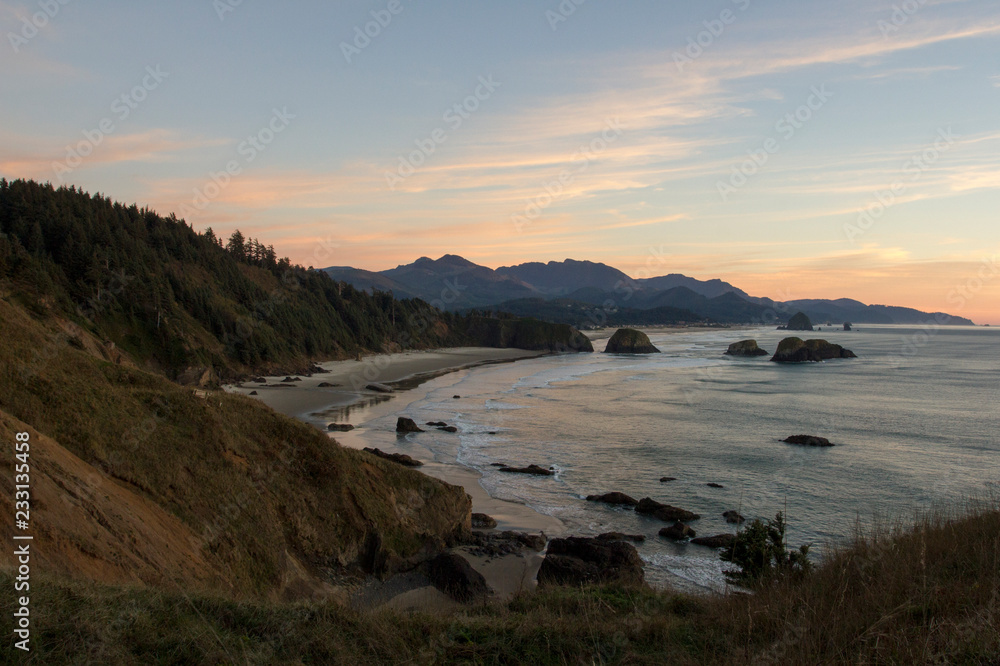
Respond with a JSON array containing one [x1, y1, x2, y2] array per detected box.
[[2, 0, 999, 322]]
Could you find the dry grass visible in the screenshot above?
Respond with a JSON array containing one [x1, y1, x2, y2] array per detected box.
[[2, 502, 997, 664]]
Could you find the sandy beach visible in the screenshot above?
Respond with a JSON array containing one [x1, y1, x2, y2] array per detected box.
[[230, 347, 546, 419]]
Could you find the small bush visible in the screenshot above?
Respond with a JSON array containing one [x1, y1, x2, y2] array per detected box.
[[721, 512, 811, 587]]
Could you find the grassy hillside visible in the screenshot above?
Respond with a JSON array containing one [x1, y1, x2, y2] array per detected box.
[[0, 294, 470, 601], [3, 502, 996, 663]]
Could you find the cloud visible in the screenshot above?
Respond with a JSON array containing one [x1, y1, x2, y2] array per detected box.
[[0, 130, 227, 183]]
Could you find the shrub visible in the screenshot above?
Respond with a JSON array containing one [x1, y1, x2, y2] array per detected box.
[[721, 512, 811, 587]]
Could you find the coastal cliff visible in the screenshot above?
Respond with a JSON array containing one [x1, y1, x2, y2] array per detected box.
[[0, 296, 471, 599]]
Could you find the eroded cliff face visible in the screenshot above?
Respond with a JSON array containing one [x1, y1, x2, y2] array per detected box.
[[0, 296, 471, 601]]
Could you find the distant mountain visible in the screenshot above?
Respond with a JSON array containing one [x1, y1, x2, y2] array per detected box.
[[323, 254, 975, 326], [496, 259, 633, 295], [759, 298, 973, 327], [635, 274, 751, 300], [328, 255, 536, 310]]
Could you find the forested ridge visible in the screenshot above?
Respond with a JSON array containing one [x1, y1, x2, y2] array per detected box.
[[0, 179, 484, 380]]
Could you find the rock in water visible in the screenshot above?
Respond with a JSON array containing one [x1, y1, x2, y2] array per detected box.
[[691, 534, 736, 548], [537, 537, 645, 587], [635, 497, 700, 522], [785, 312, 814, 331], [844, 321, 852, 331], [367, 383, 394, 393], [770, 337, 857, 363], [604, 328, 660, 354], [586, 492, 640, 507], [723, 510, 745, 524], [328, 423, 355, 432], [659, 522, 696, 540], [725, 339, 769, 357], [783, 434, 834, 447], [471, 513, 498, 529], [498, 464, 554, 476], [396, 417, 423, 433], [423, 552, 492, 603]]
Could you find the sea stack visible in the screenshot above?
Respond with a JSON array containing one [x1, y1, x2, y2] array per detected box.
[[785, 312, 814, 331], [604, 328, 660, 354], [725, 339, 768, 357], [770, 337, 857, 363]]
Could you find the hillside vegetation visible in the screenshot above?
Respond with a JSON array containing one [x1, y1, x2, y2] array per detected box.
[[2, 502, 996, 663], [0, 179, 586, 383], [0, 294, 471, 601]]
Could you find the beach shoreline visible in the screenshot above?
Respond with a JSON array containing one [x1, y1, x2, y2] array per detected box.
[[225, 346, 564, 533]]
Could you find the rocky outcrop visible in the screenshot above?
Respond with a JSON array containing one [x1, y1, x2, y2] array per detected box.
[[725, 339, 769, 357], [498, 464, 554, 476], [537, 537, 645, 587], [363, 447, 423, 467], [328, 423, 355, 432], [423, 552, 492, 603], [691, 534, 736, 548], [783, 434, 834, 447], [635, 497, 700, 522], [770, 337, 857, 363], [465, 317, 594, 352], [604, 328, 660, 354], [463, 530, 547, 557], [471, 513, 498, 529], [844, 321, 852, 331], [659, 522, 696, 540], [396, 417, 423, 433], [596, 532, 646, 543], [586, 492, 639, 507], [786, 312, 814, 331]]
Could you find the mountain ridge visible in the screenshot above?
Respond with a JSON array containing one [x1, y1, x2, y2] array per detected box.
[[324, 255, 975, 326]]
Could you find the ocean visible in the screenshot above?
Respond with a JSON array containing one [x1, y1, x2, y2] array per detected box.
[[323, 325, 1000, 593]]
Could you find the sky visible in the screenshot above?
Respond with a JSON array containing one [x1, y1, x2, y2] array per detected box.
[[1, 0, 999, 323]]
